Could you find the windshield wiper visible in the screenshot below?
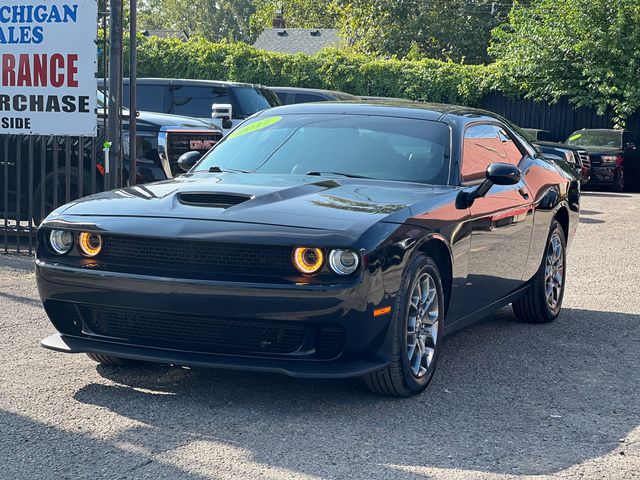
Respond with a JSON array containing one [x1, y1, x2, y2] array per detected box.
[[306, 171, 372, 179], [208, 166, 251, 174]]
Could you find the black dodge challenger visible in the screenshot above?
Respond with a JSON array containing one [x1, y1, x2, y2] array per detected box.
[[36, 102, 579, 396]]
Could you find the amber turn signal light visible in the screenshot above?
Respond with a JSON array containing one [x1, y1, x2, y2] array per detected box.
[[292, 247, 324, 274], [78, 232, 102, 257]]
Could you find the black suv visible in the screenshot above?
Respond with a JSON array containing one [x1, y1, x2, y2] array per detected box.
[[522, 128, 591, 183], [566, 129, 640, 191], [1, 91, 222, 223], [101, 78, 281, 135]]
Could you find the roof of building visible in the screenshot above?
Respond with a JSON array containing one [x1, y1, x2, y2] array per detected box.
[[253, 28, 340, 55]]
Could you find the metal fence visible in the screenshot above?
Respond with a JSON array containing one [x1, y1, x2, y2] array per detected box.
[[1, 134, 108, 255], [480, 92, 640, 141]]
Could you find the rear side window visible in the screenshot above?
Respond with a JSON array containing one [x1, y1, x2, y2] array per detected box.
[[462, 124, 524, 183], [233, 87, 277, 118], [537, 130, 556, 142], [294, 93, 327, 104], [123, 84, 167, 113], [171, 86, 231, 117]]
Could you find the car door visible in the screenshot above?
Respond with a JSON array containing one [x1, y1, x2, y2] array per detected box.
[[623, 131, 640, 183], [460, 123, 535, 312]]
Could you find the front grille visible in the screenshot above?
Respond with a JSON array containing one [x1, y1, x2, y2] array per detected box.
[[166, 131, 222, 175], [177, 192, 252, 208], [577, 150, 591, 168], [100, 235, 294, 274], [80, 305, 307, 354]]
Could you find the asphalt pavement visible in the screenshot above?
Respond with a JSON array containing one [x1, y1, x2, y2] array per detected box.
[[1, 191, 638, 480]]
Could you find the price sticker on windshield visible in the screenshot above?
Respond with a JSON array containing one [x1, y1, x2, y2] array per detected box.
[[228, 116, 281, 139]]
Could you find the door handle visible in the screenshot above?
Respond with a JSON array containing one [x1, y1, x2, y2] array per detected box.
[[518, 188, 529, 200]]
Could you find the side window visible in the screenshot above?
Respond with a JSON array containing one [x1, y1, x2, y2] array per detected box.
[[462, 124, 523, 183], [275, 91, 287, 104], [123, 84, 166, 113], [497, 127, 524, 165], [294, 93, 326, 104], [171, 86, 231, 117]]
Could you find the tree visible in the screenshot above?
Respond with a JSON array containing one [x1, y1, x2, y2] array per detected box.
[[138, 0, 255, 43], [250, 0, 513, 64], [249, 0, 338, 38], [490, 0, 640, 126]]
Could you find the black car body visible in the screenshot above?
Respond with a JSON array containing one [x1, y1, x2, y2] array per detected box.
[[270, 86, 359, 105], [36, 102, 579, 396], [101, 78, 281, 135], [566, 129, 640, 191]]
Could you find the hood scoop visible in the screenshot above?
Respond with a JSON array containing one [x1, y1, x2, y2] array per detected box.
[[177, 192, 253, 208]]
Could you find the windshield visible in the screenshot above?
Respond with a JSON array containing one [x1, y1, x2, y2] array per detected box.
[[566, 130, 622, 148], [195, 114, 451, 185], [234, 87, 280, 118]]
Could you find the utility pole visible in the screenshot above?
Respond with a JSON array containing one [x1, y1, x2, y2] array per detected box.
[[107, 0, 123, 189], [129, 0, 137, 185]]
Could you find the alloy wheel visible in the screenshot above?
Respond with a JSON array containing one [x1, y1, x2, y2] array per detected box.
[[544, 232, 564, 310], [406, 272, 440, 378]]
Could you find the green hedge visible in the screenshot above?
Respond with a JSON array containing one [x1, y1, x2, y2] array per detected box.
[[133, 36, 512, 106]]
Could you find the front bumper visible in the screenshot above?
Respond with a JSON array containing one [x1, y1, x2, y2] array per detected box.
[[36, 260, 394, 378], [585, 165, 617, 185]]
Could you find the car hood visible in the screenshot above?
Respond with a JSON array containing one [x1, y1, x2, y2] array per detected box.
[[56, 173, 449, 233], [573, 146, 621, 156]]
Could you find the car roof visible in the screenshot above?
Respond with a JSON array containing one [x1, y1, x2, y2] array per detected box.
[[120, 78, 267, 89], [269, 86, 359, 99], [256, 100, 506, 123]]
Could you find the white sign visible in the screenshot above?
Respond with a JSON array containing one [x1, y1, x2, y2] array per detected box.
[[0, 1, 98, 136]]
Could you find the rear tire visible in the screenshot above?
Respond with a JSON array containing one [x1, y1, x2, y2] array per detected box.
[[512, 220, 566, 323], [364, 254, 444, 397], [86, 352, 138, 366]]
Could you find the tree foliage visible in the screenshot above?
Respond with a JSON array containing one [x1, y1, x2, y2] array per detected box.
[[138, 0, 255, 42], [490, 0, 640, 125], [135, 36, 492, 104]]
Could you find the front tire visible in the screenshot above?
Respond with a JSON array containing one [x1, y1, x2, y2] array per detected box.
[[613, 168, 625, 193], [364, 255, 444, 397], [512, 220, 566, 323]]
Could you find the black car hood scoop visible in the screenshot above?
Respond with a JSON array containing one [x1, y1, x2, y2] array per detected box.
[[177, 192, 252, 208]]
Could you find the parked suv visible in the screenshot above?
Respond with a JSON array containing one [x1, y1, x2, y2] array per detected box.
[[566, 129, 640, 191], [1, 91, 222, 223], [522, 129, 591, 183], [100, 79, 281, 135]]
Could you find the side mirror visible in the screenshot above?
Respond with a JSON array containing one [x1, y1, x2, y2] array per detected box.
[[456, 163, 522, 209], [177, 151, 202, 172], [212, 103, 233, 130]]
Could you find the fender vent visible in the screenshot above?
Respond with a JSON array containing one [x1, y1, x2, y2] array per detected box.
[[177, 192, 252, 208]]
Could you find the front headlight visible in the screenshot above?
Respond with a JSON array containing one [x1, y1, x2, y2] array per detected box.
[[328, 249, 360, 275], [78, 232, 103, 257], [601, 155, 619, 165], [563, 151, 575, 164], [292, 247, 324, 274], [48, 230, 74, 255]]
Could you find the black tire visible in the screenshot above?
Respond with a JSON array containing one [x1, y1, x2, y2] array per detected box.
[[613, 168, 625, 193], [86, 352, 138, 366], [513, 220, 566, 323], [364, 254, 444, 397]]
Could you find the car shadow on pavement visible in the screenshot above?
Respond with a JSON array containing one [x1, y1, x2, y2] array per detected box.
[[0, 409, 212, 479], [72, 307, 639, 478]]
